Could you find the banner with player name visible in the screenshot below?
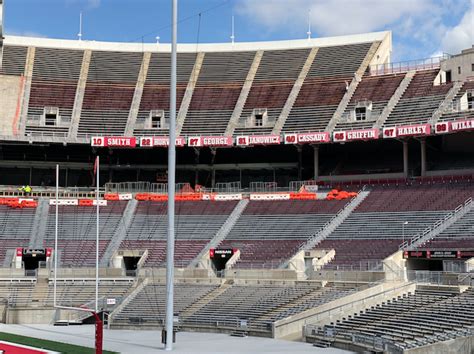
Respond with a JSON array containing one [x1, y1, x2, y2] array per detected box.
[[91, 136, 137, 148], [332, 128, 379, 143], [383, 124, 431, 139], [187, 136, 233, 147], [284, 132, 330, 144], [435, 119, 474, 134], [236, 135, 281, 146], [139, 136, 186, 147]]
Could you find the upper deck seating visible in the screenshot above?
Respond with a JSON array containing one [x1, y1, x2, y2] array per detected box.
[[181, 51, 255, 136], [26, 48, 84, 136], [134, 53, 196, 136], [384, 70, 453, 126], [335, 74, 405, 130], [77, 51, 143, 137], [234, 49, 310, 135], [282, 42, 374, 133], [0, 45, 27, 76]]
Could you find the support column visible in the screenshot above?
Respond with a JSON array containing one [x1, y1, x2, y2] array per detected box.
[[313, 145, 319, 180], [420, 138, 427, 177], [194, 148, 200, 187], [296, 145, 303, 181], [402, 140, 409, 178]]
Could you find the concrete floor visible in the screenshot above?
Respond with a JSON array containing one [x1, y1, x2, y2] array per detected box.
[[0, 324, 353, 354]]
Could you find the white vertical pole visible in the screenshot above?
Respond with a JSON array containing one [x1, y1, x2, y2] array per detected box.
[[78, 12, 83, 41], [307, 9, 312, 40], [53, 164, 59, 307], [230, 14, 235, 44], [165, 0, 177, 349], [95, 156, 99, 313]]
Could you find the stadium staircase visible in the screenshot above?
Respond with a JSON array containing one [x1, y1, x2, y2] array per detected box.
[[68, 50, 91, 139], [189, 199, 249, 269], [176, 52, 205, 135], [225, 51, 263, 136], [325, 42, 380, 132], [429, 80, 464, 125], [271, 48, 318, 135], [28, 198, 49, 248], [400, 197, 474, 250], [287, 189, 371, 261], [108, 277, 149, 324], [373, 70, 416, 129], [125, 52, 151, 136], [100, 199, 138, 266], [18, 47, 35, 136]]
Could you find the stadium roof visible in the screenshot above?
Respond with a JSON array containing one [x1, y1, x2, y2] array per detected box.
[[4, 31, 390, 53]]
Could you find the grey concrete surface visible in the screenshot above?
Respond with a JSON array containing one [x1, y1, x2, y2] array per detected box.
[[0, 324, 353, 353]]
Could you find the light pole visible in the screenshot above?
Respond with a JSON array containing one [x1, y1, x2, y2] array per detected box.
[[402, 221, 409, 246]]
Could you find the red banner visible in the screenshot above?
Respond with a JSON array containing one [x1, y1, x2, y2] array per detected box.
[[284, 132, 330, 144], [187, 136, 233, 147], [450, 119, 474, 132], [333, 129, 379, 142], [383, 124, 431, 138], [91, 136, 136, 148], [236, 135, 280, 146], [139, 136, 186, 147]]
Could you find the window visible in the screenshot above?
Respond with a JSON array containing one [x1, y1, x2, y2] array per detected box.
[[458, 66, 461, 75], [42, 107, 59, 126], [446, 70, 452, 83], [355, 107, 367, 121], [148, 110, 165, 129], [44, 113, 57, 126], [249, 108, 268, 128], [472, 63, 474, 72], [151, 115, 161, 129], [468, 92, 474, 110], [255, 114, 263, 127]]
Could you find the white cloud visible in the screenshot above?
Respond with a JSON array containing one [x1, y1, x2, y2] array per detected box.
[[235, 0, 470, 60], [236, 0, 438, 36], [66, 0, 101, 9], [439, 8, 474, 55]]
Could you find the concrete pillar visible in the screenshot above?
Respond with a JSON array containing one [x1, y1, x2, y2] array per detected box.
[[402, 140, 409, 178], [313, 145, 319, 180], [211, 169, 216, 189], [297, 145, 303, 180], [194, 148, 200, 186], [65, 168, 69, 187], [420, 138, 427, 177]]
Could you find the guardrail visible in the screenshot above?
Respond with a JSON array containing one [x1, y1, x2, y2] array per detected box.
[[369, 55, 449, 76], [399, 197, 473, 249]]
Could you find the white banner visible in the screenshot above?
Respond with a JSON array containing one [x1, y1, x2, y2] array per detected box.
[[214, 194, 243, 201], [118, 193, 133, 200], [284, 132, 330, 144], [49, 199, 79, 205], [236, 135, 280, 146], [250, 193, 290, 201]]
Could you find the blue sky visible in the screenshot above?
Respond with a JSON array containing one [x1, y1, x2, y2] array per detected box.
[[4, 0, 474, 62]]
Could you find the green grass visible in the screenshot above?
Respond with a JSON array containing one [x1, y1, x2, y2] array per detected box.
[[0, 332, 118, 354]]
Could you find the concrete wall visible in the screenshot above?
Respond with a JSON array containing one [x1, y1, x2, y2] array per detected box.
[[441, 48, 474, 82], [6, 308, 55, 324], [0, 74, 23, 135], [224, 269, 297, 280], [406, 334, 473, 354], [383, 250, 406, 281], [309, 270, 385, 282], [273, 281, 415, 340]]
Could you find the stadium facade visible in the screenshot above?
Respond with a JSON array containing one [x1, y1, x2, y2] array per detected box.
[[0, 27, 472, 353]]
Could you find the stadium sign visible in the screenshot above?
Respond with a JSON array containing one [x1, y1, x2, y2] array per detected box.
[[383, 124, 431, 138], [236, 135, 281, 146], [284, 132, 330, 144], [91, 136, 137, 148], [139, 136, 186, 147], [434, 122, 450, 134], [250, 193, 290, 200], [187, 136, 233, 147], [333, 129, 379, 143], [436, 119, 474, 135]]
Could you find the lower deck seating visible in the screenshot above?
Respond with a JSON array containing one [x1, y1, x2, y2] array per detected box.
[[113, 283, 219, 325], [314, 239, 401, 269], [317, 286, 474, 350]]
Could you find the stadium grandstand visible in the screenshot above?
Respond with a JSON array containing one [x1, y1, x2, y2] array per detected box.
[[0, 9, 473, 353]]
